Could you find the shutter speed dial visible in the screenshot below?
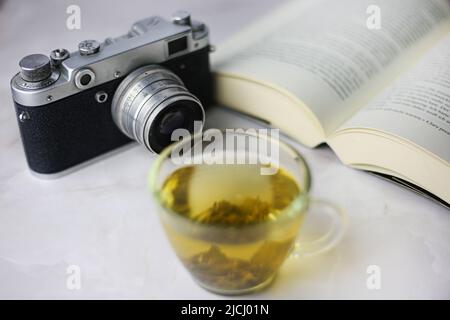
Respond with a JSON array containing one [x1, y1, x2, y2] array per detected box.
[[19, 54, 52, 82], [16, 54, 60, 90]]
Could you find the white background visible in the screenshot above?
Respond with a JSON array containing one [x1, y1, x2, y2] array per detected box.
[[0, 0, 449, 299]]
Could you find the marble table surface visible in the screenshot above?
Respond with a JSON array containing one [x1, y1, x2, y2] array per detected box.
[[0, 0, 449, 299]]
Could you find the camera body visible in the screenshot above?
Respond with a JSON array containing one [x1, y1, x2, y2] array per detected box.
[[10, 12, 212, 176]]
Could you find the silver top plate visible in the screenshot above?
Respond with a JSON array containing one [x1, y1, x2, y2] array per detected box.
[[11, 15, 209, 107]]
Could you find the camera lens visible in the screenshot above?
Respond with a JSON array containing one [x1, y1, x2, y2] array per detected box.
[[159, 110, 186, 136], [111, 65, 205, 153], [149, 101, 203, 152]]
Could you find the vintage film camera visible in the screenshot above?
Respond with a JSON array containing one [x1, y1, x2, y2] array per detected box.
[[10, 11, 212, 175]]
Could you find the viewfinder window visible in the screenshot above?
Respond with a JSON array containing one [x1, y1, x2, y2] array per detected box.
[[168, 36, 188, 56]]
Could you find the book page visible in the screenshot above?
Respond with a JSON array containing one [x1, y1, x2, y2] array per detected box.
[[213, 0, 450, 135], [338, 34, 450, 163]]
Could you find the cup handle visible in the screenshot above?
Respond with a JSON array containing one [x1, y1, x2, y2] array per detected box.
[[291, 198, 348, 258]]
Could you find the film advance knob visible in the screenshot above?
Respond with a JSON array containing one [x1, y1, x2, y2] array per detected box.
[[19, 54, 52, 82]]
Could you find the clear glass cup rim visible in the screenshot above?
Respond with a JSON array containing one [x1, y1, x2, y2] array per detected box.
[[149, 129, 312, 228]]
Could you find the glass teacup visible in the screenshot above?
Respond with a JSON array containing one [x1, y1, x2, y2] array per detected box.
[[149, 129, 347, 295]]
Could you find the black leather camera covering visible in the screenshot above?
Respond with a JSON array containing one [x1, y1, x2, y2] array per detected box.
[[14, 46, 212, 174]]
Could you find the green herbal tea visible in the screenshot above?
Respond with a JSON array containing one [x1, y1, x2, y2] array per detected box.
[[159, 164, 306, 292]]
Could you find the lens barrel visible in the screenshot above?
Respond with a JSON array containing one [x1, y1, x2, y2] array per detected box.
[[112, 65, 205, 153]]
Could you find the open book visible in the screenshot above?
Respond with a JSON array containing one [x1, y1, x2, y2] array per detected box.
[[212, 0, 450, 207]]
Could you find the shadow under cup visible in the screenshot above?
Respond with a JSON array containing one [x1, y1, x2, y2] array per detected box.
[[149, 130, 313, 295]]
